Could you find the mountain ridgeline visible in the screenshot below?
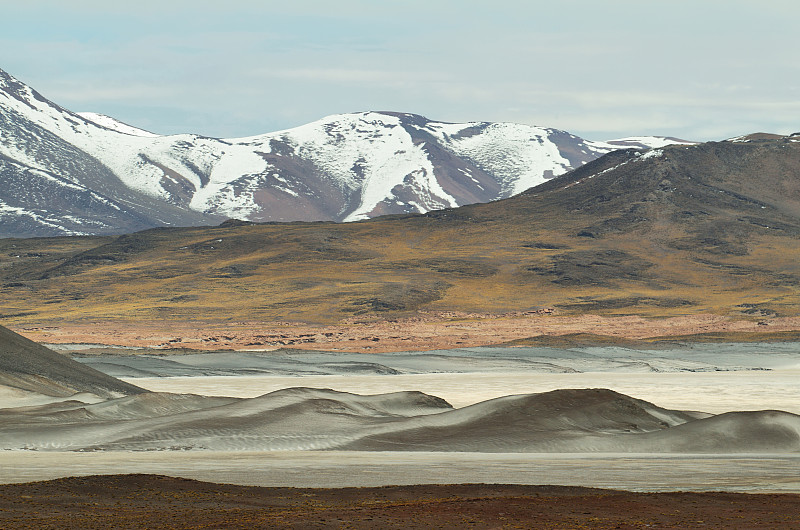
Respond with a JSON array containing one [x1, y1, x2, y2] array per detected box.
[[0, 67, 688, 237], [1, 135, 798, 323]]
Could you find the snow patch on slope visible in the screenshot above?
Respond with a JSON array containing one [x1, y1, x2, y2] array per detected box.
[[0, 199, 91, 236], [638, 149, 665, 160], [238, 112, 459, 220], [425, 122, 576, 196]]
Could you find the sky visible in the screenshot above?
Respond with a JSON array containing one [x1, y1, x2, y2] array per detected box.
[[1, 0, 798, 141]]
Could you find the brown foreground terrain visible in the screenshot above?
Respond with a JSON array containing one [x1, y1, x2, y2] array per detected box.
[[1, 475, 799, 529], [12, 313, 800, 352]]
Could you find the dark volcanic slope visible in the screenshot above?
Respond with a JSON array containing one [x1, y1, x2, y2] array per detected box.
[[0, 324, 145, 397], [0, 136, 798, 324], [516, 139, 800, 240]]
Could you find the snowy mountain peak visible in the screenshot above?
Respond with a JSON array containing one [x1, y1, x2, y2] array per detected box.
[[0, 66, 696, 237], [0, 68, 47, 108]]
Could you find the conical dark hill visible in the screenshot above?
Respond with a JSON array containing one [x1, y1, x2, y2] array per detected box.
[[0, 324, 146, 398]]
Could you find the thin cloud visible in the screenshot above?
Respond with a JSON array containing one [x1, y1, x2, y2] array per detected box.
[[1, 2, 797, 140]]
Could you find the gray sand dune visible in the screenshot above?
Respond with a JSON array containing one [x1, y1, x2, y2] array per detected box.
[[2, 386, 798, 453], [626, 410, 800, 453], [3, 331, 799, 454], [0, 392, 240, 451], [347, 396, 800, 453], [0, 388, 453, 451], [0, 325, 145, 401], [1, 392, 240, 423], [341, 388, 703, 452]]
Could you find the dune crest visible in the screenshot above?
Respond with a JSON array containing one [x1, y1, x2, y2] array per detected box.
[[2, 386, 799, 453]]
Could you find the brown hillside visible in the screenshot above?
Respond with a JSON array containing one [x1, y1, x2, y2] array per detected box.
[[0, 137, 798, 332]]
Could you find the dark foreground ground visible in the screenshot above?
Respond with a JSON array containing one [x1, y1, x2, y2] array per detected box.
[[1, 475, 799, 529]]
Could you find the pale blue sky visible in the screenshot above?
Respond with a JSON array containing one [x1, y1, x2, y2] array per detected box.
[[1, 0, 798, 140]]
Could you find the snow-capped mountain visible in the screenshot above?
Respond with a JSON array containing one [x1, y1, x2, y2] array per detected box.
[[0, 67, 693, 237], [0, 69, 221, 237]]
